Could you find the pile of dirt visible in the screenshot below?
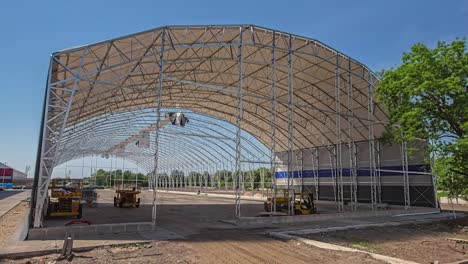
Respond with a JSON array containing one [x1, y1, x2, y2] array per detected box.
[[305, 217, 468, 264]]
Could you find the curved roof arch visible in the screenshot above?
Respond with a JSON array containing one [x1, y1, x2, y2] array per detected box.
[[43, 24, 387, 174]]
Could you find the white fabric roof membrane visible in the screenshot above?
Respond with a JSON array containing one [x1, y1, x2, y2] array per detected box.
[[44, 25, 386, 172]]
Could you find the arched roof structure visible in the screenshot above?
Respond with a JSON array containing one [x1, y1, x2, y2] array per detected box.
[[33, 25, 386, 227]]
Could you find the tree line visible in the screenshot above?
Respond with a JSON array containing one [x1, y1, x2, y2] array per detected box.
[[86, 167, 273, 190]]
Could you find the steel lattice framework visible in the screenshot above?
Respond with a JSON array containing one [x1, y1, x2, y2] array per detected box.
[[32, 25, 432, 228]]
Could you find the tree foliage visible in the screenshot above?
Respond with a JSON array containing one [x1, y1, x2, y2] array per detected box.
[[433, 156, 468, 199], [86, 169, 148, 187], [376, 39, 467, 197], [161, 167, 272, 190]]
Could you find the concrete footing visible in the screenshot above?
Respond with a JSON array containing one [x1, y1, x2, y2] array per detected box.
[[28, 222, 155, 240], [232, 207, 441, 227]]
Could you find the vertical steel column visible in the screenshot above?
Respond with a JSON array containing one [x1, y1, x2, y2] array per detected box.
[[121, 155, 125, 190], [400, 141, 411, 209], [217, 165, 221, 191], [241, 170, 245, 192], [136, 161, 139, 188], [311, 148, 319, 201], [329, 146, 338, 203], [376, 141, 382, 204], [198, 171, 201, 192], [110, 156, 113, 189], [297, 152, 304, 193], [286, 34, 295, 215], [269, 30, 278, 213], [429, 151, 439, 209], [181, 170, 183, 190], [301, 153, 305, 194], [335, 54, 344, 212], [367, 68, 377, 210], [148, 171, 152, 190], [204, 167, 207, 190], [350, 143, 358, 210], [185, 170, 187, 190], [234, 26, 244, 218], [199, 168, 202, 191], [232, 162, 236, 192], [260, 167, 265, 197], [347, 58, 358, 211], [224, 162, 228, 191], [249, 164, 254, 191], [184, 170, 186, 191], [33, 49, 88, 227], [152, 28, 166, 225], [190, 171, 193, 190]]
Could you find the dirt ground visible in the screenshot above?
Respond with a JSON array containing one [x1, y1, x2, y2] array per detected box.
[[0, 202, 29, 248], [1, 241, 194, 264], [1, 230, 385, 264], [441, 202, 468, 213], [180, 229, 384, 264], [305, 217, 468, 264]]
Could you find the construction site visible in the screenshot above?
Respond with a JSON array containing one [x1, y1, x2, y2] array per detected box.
[[0, 25, 466, 264]]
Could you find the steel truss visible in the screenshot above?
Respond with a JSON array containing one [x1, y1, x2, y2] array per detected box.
[[33, 25, 434, 228]]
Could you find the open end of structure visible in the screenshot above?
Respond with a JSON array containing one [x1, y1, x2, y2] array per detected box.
[[29, 25, 438, 238]]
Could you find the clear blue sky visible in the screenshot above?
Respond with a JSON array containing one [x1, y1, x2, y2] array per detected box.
[[0, 0, 467, 175]]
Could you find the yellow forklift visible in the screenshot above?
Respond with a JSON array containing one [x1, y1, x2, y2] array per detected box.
[[46, 179, 83, 219], [264, 188, 317, 215], [114, 187, 141, 208]]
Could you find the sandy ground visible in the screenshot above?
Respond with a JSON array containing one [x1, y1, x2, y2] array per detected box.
[[179, 229, 384, 264], [0, 202, 29, 248], [1, 231, 385, 264], [304, 217, 468, 264], [0, 191, 30, 218]]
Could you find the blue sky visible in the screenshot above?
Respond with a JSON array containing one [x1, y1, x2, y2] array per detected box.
[[0, 0, 467, 176]]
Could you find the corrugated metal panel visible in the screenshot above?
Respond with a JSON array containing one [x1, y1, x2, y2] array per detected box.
[[0, 168, 13, 176]]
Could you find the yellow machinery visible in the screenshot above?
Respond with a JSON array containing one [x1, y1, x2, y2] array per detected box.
[[46, 179, 83, 219], [264, 189, 317, 215], [264, 188, 289, 213], [114, 187, 141, 208]]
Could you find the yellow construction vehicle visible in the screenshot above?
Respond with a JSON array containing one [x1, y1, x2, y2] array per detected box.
[[46, 179, 83, 219], [264, 189, 317, 215], [264, 188, 289, 213], [114, 187, 141, 208]]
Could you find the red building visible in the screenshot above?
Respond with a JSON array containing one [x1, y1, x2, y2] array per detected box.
[[0, 162, 27, 188]]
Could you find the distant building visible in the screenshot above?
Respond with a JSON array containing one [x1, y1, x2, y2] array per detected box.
[[0, 162, 28, 188]]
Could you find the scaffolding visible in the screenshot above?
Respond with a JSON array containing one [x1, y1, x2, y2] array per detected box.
[[31, 25, 436, 228]]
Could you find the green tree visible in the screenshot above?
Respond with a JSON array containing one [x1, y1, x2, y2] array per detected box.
[[433, 156, 468, 199], [376, 39, 467, 197], [87, 169, 149, 187]]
